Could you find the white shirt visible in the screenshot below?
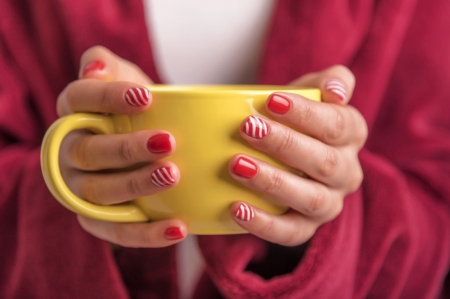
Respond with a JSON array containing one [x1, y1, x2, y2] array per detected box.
[[142, 1, 274, 298], [144, 0, 274, 84]]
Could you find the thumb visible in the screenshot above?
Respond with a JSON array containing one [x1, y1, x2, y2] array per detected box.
[[289, 65, 355, 105]]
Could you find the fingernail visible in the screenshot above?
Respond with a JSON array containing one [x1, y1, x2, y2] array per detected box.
[[243, 115, 268, 139], [164, 227, 184, 240], [151, 167, 175, 187], [82, 60, 105, 77], [233, 157, 257, 178], [125, 87, 150, 106], [268, 94, 291, 114], [235, 203, 255, 221], [325, 79, 347, 101], [147, 134, 171, 153]]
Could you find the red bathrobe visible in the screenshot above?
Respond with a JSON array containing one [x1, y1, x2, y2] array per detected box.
[[1, 0, 449, 298]]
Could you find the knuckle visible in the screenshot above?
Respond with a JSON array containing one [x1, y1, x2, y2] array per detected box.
[[65, 81, 78, 108], [263, 171, 284, 195], [140, 229, 155, 247], [126, 176, 142, 198], [348, 164, 364, 193], [332, 199, 345, 219], [347, 107, 368, 147], [298, 103, 316, 126], [82, 177, 102, 205], [318, 147, 339, 177], [324, 195, 344, 222], [111, 225, 127, 247], [118, 138, 134, 162], [355, 114, 369, 147], [275, 129, 297, 154], [74, 136, 92, 169], [100, 83, 114, 108], [126, 169, 156, 198], [323, 108, 345, 142], [260, 216, 276, 237], [307, 185, 327, 215], [283, 225, 317, 247]]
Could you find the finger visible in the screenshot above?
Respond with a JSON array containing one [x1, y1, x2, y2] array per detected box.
[[77, 215, 186, 248], [69, 163, 179, 206], [289, 65, 355, 105], [239, 115, 359, 186], [264, 95, 367, 147], [229, 155, 343, 220], [230, 204, 318, 246], [57, 79, 151, 116], [62, 130, 175, 170], [78, 45, 153, 84]]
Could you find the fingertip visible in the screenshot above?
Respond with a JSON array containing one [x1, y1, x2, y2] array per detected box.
[[266, 93, 292, 115], [166, 162, 180, 181], [163, 222, 188, 241], [322, 79, 349, 104], [240, 115, 270, 140], [231, 202, 256, 222], [79, 46, 118, 80], [147, 131, 176, 155], [123, 86, 152, 109], [81, 60, 105, 77], [228, 154, 243, 171], [79, 46, 153, 84], [229, 155, 259, 179], [150, 162, 180, 188]]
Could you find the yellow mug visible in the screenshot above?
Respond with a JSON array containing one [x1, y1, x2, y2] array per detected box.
[[41, 85, 320, 235]]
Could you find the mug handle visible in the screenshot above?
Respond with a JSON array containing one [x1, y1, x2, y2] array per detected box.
[[41, 113, 148, 222]]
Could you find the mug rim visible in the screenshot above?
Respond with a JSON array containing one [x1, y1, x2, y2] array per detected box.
[[147, 84, 316, 95]]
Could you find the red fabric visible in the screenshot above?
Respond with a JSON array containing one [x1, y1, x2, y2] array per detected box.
[[0, 0, 449, 298]]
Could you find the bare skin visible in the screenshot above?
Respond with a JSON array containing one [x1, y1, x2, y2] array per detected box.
[[57, 46, 367, 248]]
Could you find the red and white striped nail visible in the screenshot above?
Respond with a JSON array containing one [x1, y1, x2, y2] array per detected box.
[[325, 79, 347, 101], [235, 203, 255, 221], [243, 115, 268, 139], [125, 87, 150, 106], [82, 60, 105, 77], [151, 167, 175, 187]]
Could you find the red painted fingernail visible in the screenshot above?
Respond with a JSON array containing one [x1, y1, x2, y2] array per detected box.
[[233, 157, 257, 178], [147, 134, 171, 153], [235, 203, 255, 221], [268, 94, 291, 114], [325, 79, 347, 101], [164, 227, 184, 240], [243, 115, 268, 139], [125, 87, 150, 106], [151, 167, 175, 187], [82, 60, 105, 77]]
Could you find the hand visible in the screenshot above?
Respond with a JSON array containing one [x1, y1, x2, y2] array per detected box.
[[57, 46, 187, 247], [229, 65, 367, 246]]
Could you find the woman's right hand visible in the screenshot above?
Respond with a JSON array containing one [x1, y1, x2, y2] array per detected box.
[[56, 46, 187, 247]]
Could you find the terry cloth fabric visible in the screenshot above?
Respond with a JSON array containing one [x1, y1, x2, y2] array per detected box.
[[0, 0, 449, 298]]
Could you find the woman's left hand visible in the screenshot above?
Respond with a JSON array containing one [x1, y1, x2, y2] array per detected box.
[[229, 65, 367, 246]]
